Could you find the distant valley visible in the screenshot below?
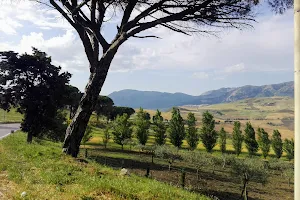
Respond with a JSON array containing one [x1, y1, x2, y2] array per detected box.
[[108, 81, 294, 109]]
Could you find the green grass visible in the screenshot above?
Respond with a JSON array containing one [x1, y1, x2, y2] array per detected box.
[[0, 108, 23, 123], [0, 132, 211, 200]]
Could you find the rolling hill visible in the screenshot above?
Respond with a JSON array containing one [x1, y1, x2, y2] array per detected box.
[[108, 81, 293, 109]]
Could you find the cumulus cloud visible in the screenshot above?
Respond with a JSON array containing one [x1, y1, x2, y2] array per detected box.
[[0, 1, 293, 77]]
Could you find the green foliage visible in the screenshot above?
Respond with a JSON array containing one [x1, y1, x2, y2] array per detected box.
[[218, 127, 227, 154], [153, 110, 167, 145], [232, 121, 244, 156], [154, 145, 182, 170], [271, 130, 283, 159], [268, 158, 292, 176], [63, 85, 83, 119], [0, 48, 71, 143], [42, 110, 68, 142], [244, 122, 258, 156], [169, 107, 185, 148], [123, 138, 137, 150], [82, 125, 93, 147], [135, 108, 150, 145], [94, 96, 114, 121], [183, 150, 221, 174], [186, 112, 199, 150], [283, 167, 294, 187], [283, 138, 294, 161], [230, 157, 269, 199], [102, 127, 110, 149], [199, 111, 218, 153], [183, 151, 208, 171], [108, 106, 135, 121], [112, 113, 133, 150], [221, 153, 236, 169], [257, 128, 271, 159]]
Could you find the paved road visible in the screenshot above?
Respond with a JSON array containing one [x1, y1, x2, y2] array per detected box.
[[0, 123, 20, 139]]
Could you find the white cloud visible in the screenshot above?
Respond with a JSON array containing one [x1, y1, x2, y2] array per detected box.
[[0, 0, 72, 31], [0, 18, 23, 35], [0, 1, 293, 78], [224, 63, 246, 73]]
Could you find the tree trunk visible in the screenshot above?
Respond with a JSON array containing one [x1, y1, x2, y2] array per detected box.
[[62, 39, 124, 157], [241, 174, 248, 200], [121, 144, 124, 151], [27, 132, 33, 143]]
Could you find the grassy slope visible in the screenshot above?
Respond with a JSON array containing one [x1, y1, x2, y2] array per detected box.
[[0, 132, 210, 200], [0, 109, 23, 123]]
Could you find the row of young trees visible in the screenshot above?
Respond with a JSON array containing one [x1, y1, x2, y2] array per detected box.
[[228, 121, 294, 160], [106, 107, 294, 160]]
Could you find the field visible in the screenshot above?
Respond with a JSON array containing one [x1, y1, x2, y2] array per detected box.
[[84, 97, 295, 199], [0, 96, 294, 200], [145, 96, 294, 140], [83, 123, 294, 200]]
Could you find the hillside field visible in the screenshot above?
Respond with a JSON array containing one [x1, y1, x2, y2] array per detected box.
[[143, 96, 294, 140]]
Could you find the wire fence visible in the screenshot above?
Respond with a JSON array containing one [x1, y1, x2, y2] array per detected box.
[[78, 148, 234, 195]]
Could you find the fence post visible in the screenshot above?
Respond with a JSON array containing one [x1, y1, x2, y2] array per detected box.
[[145, 166, 150, 178], [85, 148, 88, 158], [121, 159, 124, 168], [180, 168, 186, 188]]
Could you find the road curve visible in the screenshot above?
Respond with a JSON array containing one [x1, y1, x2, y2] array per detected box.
[[0, 123, 20, 139]]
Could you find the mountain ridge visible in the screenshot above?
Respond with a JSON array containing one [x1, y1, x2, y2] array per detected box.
[[108, 81, 294, 109]]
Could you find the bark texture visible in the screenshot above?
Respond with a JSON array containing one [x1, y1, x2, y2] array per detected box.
[[62, 36, 126, 157]]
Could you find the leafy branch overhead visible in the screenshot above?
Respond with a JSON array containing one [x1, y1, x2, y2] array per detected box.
[[49, 0, 259, 53]]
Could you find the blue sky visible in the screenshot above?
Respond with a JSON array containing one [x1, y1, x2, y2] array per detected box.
[[0, 1, 293, 96]]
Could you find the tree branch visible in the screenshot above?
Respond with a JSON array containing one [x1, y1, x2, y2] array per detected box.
[[132, 35, 162, 39], [125, 0, 215, 36], [71, 0, 91, 15], [91, 0, 96, 23], [123, 0, 169, 32], [96, 1, 105, 26], [50, 0, 76, 28], [120, 0, 138, 31]]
